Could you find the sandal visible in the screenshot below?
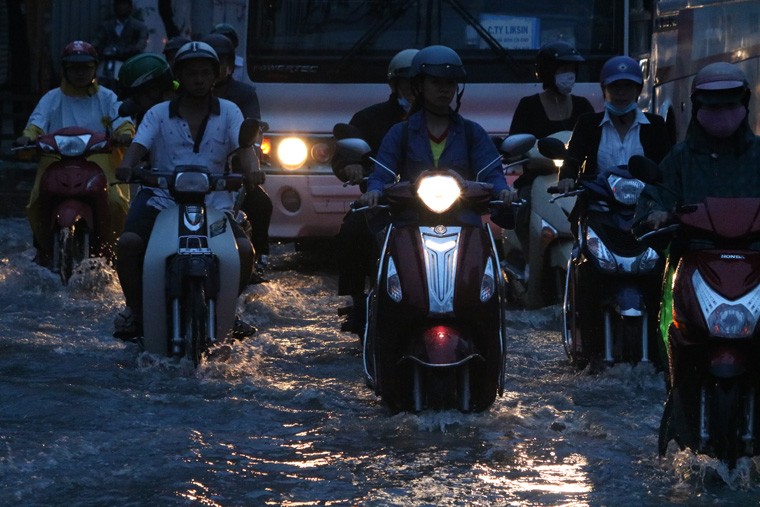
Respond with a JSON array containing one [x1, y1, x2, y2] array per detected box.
[[113, 307, 141, 341]]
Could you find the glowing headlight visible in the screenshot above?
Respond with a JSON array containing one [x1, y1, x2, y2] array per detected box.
[[607, 175, 644, 205], [692, 270, 760, 338], [480, 258, 496, 302], [585, 227, 616, 272], [55, 134, 91, 157], [417, 175, 461, 213], [386, 256, 402, 302], [277, 137, 308, 170]]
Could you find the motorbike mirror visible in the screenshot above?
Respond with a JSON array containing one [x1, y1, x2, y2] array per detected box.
[[536, 137, 567, 160], [334, 138, 372, 162], [238, 118, 261, 148], [628, 155, 662, 184], [333, 123, 362, 140], [499, 133, 536, 158]]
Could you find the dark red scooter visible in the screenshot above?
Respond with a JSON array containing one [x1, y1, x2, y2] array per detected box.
[[21, 127, 113, 283]]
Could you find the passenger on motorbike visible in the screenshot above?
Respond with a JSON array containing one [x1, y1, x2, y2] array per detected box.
[[15, 40, 134, 266], [112, 41, 261, 340], [210, 23, 245, 81], [359, 45, 516, 208], [117, 52, 177, 125], [201, 33, 271, 278], [507, 41, 595, 278], [334, 48, 418, 334], [635, 62, 760, 389], [163, 36, 191, 66], [556, 55, 673, 226]]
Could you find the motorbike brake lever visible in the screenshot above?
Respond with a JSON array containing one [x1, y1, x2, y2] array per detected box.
[[636, 223, 680, 241], [549, 189, 584, 203]]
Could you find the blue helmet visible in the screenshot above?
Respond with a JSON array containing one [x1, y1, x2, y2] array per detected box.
[[410, 45, 466, 81], [600, 56, 642, 86]]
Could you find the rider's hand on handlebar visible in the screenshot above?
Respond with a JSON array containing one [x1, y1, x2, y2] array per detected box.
[[112, 133, 133, 147], [644, 210, 672, 230], [499, 188, 519, 205], [344, 164, 365, 185], [14, 135, 32, 147], [557, 178, 575, 194], [358, 189, 381, 207]]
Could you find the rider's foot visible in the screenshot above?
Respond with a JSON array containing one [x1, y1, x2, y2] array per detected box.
[[232, 316, 257, 339], [113, 306, 141, 342]]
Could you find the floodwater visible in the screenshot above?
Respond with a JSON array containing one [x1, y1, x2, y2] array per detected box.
[[1, 217, 759, 506]]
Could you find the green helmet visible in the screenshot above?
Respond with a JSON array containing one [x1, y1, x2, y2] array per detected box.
[[119, 53, 174, 95]]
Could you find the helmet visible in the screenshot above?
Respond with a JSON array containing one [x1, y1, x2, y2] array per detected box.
[[119, 53, 174, 94], [173, 41, 220, 76], [600, 56, 642, 86], [410, 45, 466, 81], [691, 62, 750, 107], [163, 36, 191, 56], [535, 41, 584, 85], [212, 23, 239, 48], [387, 49, 419, 80], [61, 40, 98, 65], [201, 33, 235, 58]]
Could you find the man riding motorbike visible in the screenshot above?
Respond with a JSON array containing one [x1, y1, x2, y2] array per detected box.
[[112, 41, 262, 340], [16, 40, 134, 266]]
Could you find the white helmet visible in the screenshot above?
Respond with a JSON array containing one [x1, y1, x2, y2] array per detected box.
[[387, 49, 419, 81]]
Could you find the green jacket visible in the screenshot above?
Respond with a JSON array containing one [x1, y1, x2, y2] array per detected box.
[[636, 120, 760, 219]]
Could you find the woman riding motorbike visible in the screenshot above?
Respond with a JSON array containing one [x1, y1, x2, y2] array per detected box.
[[16, 40, 134, 266]]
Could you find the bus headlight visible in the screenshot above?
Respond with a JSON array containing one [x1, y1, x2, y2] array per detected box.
[[278, 137, 308, 170]]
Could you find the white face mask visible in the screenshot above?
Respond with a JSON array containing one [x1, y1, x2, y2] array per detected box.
[[554, 72, 576, 95]]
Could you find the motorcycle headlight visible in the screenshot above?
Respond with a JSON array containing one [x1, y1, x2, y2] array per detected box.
[[692, 270, 760, 338], [607, 175, 644, 205], [54, 134, 91, 157], [174, 171, 210, 193], [386, 256, 403, 302], [277, 137, 308, 170], [480, 257, 496, 302], [633, 247, 659, 273], [416, 174, 461, 213], [585, 227, 617, 272]]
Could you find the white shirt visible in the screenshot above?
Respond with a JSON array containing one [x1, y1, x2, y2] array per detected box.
[[133, 96, 244, 211], [27, 85, 129, 134], [597, 108, 649, 172], [232, 54, 245, 81]]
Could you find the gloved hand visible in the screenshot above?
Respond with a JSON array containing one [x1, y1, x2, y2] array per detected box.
[[14, 135, 32, 147], [557, 178, 575, 193], [499, 188, 518, 205], [358, 189, 381, 207], [115, 165, 132, 182], [343, 164, 365, 185], [645, 210, 672, 229]]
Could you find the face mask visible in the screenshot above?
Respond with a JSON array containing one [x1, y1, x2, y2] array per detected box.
[[554, 72, 575, 96], [605, 101, 638, 116], [398, 96, 412, 113], [696, 104, 746, 138]]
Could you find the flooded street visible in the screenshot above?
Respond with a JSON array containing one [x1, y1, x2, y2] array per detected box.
[[1, 217, 759, 506]]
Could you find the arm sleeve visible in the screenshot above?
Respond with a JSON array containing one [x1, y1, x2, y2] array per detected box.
[[25, 91, 54, 134], [367, 123, 402, 193], [471, 121, 507, 193], [508, 97, 532, 134], [558, 116, 590, 180]]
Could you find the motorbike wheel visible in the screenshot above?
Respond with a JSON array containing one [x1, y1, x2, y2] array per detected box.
[[56, 222, 90, 285], [708, 381, 743, 467], [563, 264, 587, 369], [183, 279, 209, 367]]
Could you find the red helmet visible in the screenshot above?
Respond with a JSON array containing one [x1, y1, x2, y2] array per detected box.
[[62, 40, 99, 65]]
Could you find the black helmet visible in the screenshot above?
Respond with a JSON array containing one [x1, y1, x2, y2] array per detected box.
[[163, 36, 191, 57], [410, 45, 466, 81], [173, 41, 220, 77], [201, 33, 235, 58], [691, 62, 750, 108], [212, 23, 239, 49], [535, 41, 584, 88]]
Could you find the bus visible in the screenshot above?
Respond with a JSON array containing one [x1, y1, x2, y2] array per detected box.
[[638, 0, 760, 142]]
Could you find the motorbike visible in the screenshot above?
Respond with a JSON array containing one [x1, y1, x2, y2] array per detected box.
[[632, 157, 760, 467], [335, 134, 534, 412], [130, 119, 259, 366], [502, 131, 575, 308], [14, 126, 114, 284], [540, 139, 665, 370]]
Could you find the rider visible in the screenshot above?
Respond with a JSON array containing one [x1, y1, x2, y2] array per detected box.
[[112, 41, 262, 339], [15, 40, 134, 266], [201, 32, 271, 277], [163, 35, 191, 66], [635, 62, 760, 389], [507, 41, 595, 275], [334, 48, 418, 334], [360, 45, 516, 208], [211, 23, 245, 81], [117, 52, 177, 124], [91, 0, 148, 62]]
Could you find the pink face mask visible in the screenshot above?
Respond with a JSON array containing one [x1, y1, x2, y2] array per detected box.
[[696, 104, 747, 138]]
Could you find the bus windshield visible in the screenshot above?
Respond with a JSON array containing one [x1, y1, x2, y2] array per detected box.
[[248, 0, 626, 84]]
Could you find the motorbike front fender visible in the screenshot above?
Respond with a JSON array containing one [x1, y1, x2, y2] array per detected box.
[[55, 199, 93, 229], [401, 325, 483, 367]]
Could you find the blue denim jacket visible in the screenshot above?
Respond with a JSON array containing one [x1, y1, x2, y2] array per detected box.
[[367, 110, 508, 195]]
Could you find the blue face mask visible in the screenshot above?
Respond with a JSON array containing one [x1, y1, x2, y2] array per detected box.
[[398, 96, 412, 113], [605, 101, 638, 116]]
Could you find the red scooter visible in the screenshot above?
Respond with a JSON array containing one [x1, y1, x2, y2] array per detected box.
[[17, 126, 113, 284], [634, 159, 760, 466]]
